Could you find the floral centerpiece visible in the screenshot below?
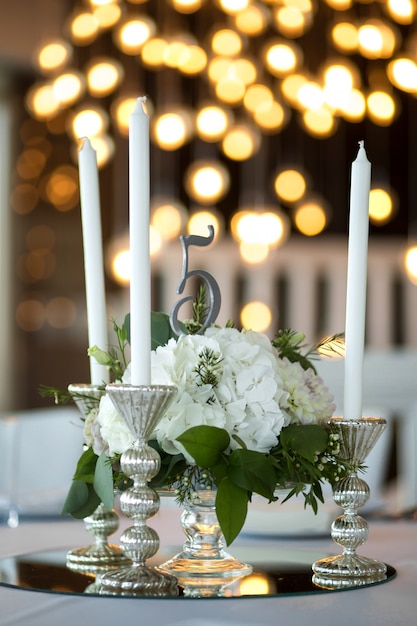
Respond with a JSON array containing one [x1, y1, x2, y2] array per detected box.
[[44, 296, 345, 546]]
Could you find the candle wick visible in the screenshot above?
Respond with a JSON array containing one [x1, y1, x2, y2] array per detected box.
[[358, 139, 364, 149]]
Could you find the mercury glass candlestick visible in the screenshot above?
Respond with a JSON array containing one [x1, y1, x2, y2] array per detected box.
[[312, 416, 387, 589], [66, 384, 130, 576], [98, 384, 179, 597]]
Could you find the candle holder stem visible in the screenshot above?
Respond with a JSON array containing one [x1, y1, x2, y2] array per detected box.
[[98, 384, 179, 597], [312, 416, 387, 589], [66, 384, 130, 577]]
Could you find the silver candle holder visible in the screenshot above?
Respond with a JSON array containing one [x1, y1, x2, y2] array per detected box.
[[312, 416, 387, 589], [98, 384, 179, 597], [66, 384, 130, 577]]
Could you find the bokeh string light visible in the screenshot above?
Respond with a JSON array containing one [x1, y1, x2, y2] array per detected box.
[[14, 0, 417, 278]]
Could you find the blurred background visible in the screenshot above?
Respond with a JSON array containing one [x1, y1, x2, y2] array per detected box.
[[1, 0, 417, 411]]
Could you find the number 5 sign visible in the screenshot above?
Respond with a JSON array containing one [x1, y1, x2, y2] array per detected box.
[[169, 225, 221, 335]]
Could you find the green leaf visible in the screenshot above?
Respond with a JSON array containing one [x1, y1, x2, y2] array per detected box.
[[210, 456, 228, 483], [216, 478, 248, 546], [280, 424, 328, 461], [93, 452, 114, 510], [176, 425, 230, 467], [152, 311, 187, 348], [124, 313, 131, 344], [228, 449, 277, 500], [61, 480, 89, 516], [71, 483, 101, 519], [73, 447, 98, 483]]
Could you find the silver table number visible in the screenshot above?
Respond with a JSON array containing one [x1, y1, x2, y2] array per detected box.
[[170, 225, 221, 335]]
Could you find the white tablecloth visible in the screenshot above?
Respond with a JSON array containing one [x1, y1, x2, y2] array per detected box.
[[0, 501, 416, 626]]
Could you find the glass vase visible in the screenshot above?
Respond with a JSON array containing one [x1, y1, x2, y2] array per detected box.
[[158, 489, 253, 597]]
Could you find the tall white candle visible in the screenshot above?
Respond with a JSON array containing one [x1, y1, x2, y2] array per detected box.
[[129, 97, 151, 386], [78, 138, 110, 385], [344, 140, 371, 420]]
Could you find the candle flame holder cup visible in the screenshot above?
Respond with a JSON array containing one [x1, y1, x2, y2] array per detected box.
[[98, 384, 179, 597], [66, 384, 130, 581], [312, 416, 387, 589]]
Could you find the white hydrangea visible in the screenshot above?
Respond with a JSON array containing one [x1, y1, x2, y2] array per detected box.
[[152, 327, 308, 459], [91, 327, 335, 463]]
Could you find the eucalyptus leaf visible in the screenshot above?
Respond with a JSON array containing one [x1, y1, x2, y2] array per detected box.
[[93, 451, 114, 510], [280, 424, 328, 461], [177, 425, 230, 467], [61, 480, 89, 516], [73, 447, 98, 483], [71, 483, 101, 519], [216, 478, 248, 546], [151, 312, 175, 349], [228, 449, 277, 500]]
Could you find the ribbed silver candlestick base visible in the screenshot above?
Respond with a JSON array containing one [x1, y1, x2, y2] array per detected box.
[[98, 384, 179, 597], [312, 416, 387, 589], [66, 384, 130, 578]]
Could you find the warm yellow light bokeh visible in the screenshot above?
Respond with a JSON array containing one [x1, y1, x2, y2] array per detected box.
[[387, 58, 417, 93], [71, 107, 108, 138], [37, 40, 72, 72], [405, 245, 417, 284], [211, 29, 242, 56], [234, 3, 269, 36], [70, 12, 99, 44], [187, 210, 222, 240], [86, 59, 123, 97], [369, 187, 395, 224], [151, 199, 187, 240], [185, 161, 230, 204], [114, 17, 155, 54], [367, 90, 396, 125], [111, 96, 138, 135], [53, 72, 85, 105], [294, 200, 328, 236], [274, 169, 307, 203], [331, 22, 358, 53], [240, 301, 272, 332], [231, 209, 289, 247], [221, 125, 259, 160], [302, 107, 336, 137], [153, 111, 193, 150], [239, 241, 270, 264], [264, 41, 301, 76], [196, 105, 231, 141]]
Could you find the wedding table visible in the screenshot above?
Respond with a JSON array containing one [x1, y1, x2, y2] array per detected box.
[[0, 499, 416, 626]]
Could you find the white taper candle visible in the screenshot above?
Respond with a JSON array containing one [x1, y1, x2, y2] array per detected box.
[[344, 140, 371, 420], [129, 97, 151, 386], [78, 138, 110, 385]]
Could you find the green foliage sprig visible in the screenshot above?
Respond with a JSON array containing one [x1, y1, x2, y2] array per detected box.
[[169, 423, 347, 546], [272, 328, 345, 373]]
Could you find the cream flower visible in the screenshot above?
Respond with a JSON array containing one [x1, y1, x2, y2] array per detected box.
[[276, 357, 335, 425], [96, 393, 135, 456]]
